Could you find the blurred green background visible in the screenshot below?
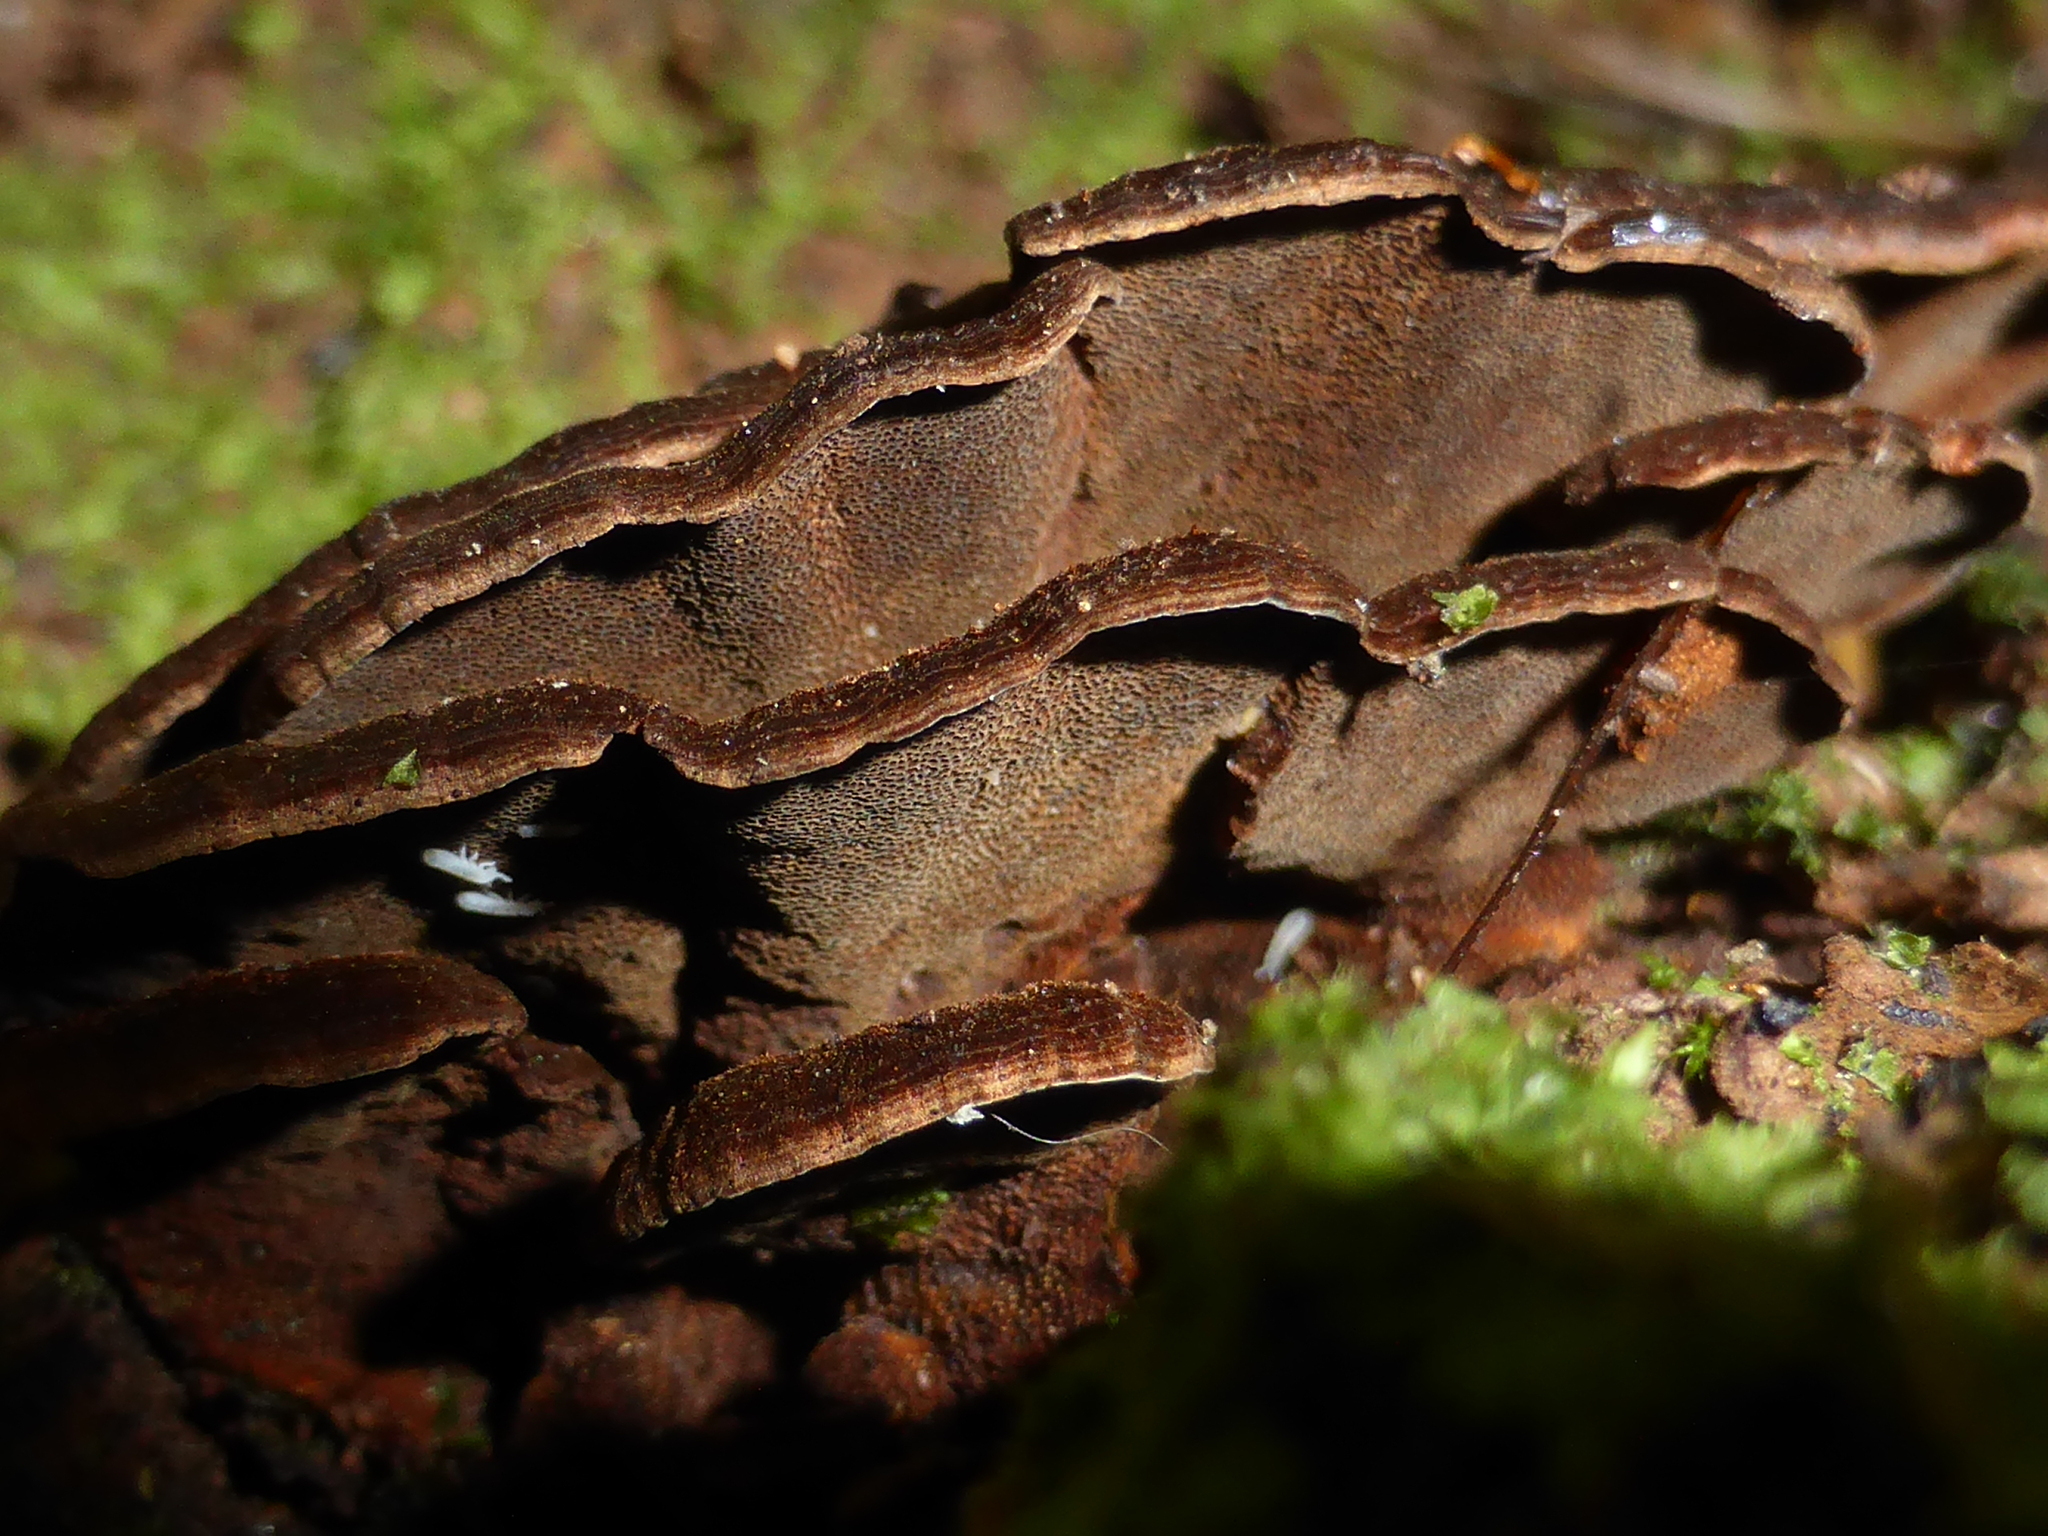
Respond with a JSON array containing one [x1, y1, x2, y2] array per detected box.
[[981, 977, 2048, 1531], [0, 0, 2040, 781]]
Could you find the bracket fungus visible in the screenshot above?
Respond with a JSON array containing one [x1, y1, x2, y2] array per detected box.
[[5, 136, 2048, 1491]]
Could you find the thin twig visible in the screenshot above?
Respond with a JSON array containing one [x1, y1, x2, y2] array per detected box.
[[1442, 479, 1782, 980]]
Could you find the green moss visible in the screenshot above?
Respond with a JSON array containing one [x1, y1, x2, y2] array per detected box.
[[1640, 951, 1689, 992], [1811, 713, 2016, 863], [1886, 730, 1970, 816], [2, 0, 720, 739], [1831, 800, 1910, 853], [981, 979, 2048, 1531], [1982, 1040, 2048, 1239], [1665, 723, 2009, 877], [1779, 1031, 1825, 1072], [1873, 925, 1935, 973], [382, 748, 422, 788], [1998, 1145, 2048, 1231], [849, 1186, 952, 1245], [1966, 547, 2048, 631], [1983, 1038, 2048, 1140], [1777, 1029, 1853, 1115], [1430, 582, 1500, 634], [1743, 770, 1830, 874], [1672, 1013, 1721, 1082], [1840, 1036, 1908, 1105], [1678, 766, 1828, 875]]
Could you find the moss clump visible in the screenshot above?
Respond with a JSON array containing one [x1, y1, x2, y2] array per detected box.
[[1671, 1012, 1721, 1081], [1832, 799, 1912, 852], [1639, 950, 1689, 992], [1966, 547, 2048, 631], [849, 1186, 952, 1246], [1886, 730, 1973, 818], [1430, 582, 1499, 634], [1778, 1030, 1825, 1072], [979, 979, 2048, 1532], [1984, 1037, 2048, 1140], [1676, 765, 1829, 874]]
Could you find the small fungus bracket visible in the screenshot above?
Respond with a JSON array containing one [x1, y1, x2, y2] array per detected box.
[[605, 983, 1216, 1238]]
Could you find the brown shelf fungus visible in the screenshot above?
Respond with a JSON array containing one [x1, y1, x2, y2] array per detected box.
[[3, 137, 2047, 1484], [605, 982, 1217, 1240]]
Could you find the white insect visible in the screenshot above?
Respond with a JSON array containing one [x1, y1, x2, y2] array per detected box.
[[422, 845, 541, 918], [454, 890, 543, 919], [420, 844, 511, 887], [945, 1105, 986, 1127], [1256, 907, 1317, 983]]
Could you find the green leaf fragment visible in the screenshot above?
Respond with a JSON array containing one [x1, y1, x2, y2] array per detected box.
[[1872, 926, 1934, 972], [1431, 583, 1499, 634], [1839, 1037, 1908, 1105], [383, 748, 422, 788], [1779, 1032, 1825, 1072]]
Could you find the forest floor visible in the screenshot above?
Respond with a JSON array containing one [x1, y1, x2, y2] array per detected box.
[[10, 2, 2048, 1530]]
